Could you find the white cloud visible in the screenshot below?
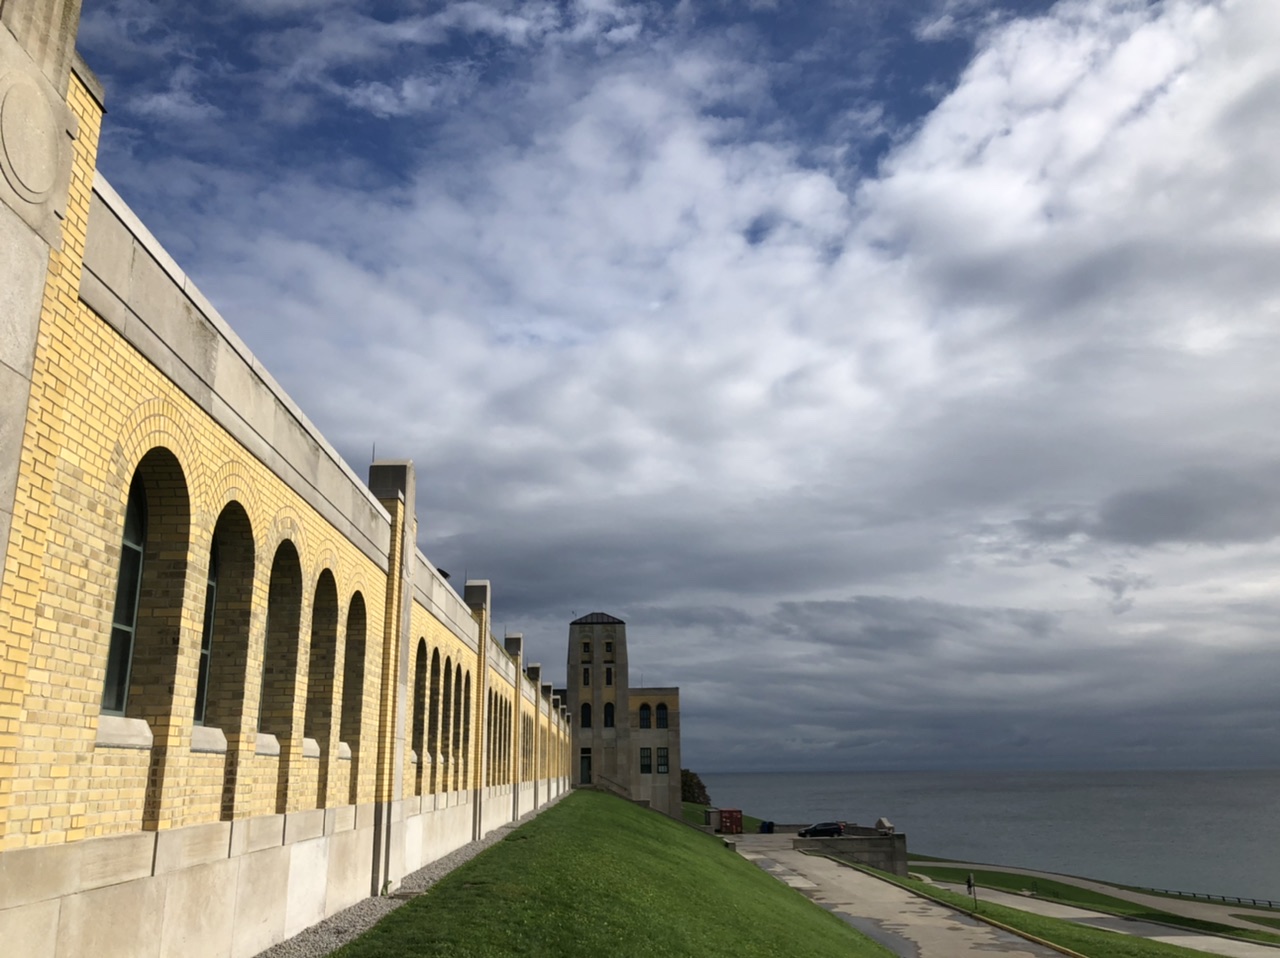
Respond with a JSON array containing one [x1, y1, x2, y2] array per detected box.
[[87, 0, 1280, 769]]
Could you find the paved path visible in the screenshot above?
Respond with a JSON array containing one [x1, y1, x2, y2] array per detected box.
[[919, 860, 1280, 936], [929, 881, 1280, 958], [734, 835, 1062, 957]]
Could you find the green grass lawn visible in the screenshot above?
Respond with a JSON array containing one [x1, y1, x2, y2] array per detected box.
[[911, 865, 1280, 947], [867, 867, 1244, 958], [334, 791, 894, 958]]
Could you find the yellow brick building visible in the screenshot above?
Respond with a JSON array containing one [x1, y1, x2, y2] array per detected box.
[[0, 3, 570, 954]]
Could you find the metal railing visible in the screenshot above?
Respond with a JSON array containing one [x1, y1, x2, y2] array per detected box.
[[1136, 887, 1276, 909]]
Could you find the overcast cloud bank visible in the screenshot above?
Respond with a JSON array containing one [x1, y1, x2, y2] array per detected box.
[[77, 0, 1280, 771]]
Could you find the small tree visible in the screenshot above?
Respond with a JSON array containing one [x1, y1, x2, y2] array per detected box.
[[681, 768, 711, 805]]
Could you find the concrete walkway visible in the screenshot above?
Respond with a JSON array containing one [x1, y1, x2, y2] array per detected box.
[[928, 881, 1280, 958], [919, 860, 1280, 936], [733, 835, 1062, 957]]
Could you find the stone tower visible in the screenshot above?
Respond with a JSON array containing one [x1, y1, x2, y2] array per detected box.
[[566, 612, 682, 817], [567, 612, 629, 790]]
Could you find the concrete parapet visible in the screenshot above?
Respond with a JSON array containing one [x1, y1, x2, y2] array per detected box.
[[793, 834, 909, 877]]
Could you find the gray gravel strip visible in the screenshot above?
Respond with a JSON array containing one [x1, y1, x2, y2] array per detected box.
[[254, 793, 566, 958]]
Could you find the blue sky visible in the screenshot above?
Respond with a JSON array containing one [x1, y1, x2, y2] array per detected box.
[[76, 0, 1280, 772]]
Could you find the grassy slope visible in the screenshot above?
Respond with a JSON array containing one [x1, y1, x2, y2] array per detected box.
[[871, 867, 1260, 958], [912, 865, 1280, 946], [335, 792, 894, 958]]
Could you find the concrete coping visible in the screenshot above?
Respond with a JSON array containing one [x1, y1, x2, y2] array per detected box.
[[338, 741, 352, 760], [190, 724, 228, 754], [302, 737, 321, 759], [255, 732, 280, 757], [408, 749, 417, 765], [95, 714, 153, 750], [90, 172, 393, 531]]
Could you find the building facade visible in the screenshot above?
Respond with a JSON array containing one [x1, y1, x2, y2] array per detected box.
[[567, 613, 681, 817], [0, 4, 570, 956]]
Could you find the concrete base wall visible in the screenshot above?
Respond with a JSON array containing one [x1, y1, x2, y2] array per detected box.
[[479, 785, 511, 838], [0, 789, 566, 958], [793, 834, 909, 877]]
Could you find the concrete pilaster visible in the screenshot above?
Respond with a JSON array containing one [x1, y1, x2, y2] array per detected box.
[[0, 7, 86, 607], [367, 460, 415, 894]]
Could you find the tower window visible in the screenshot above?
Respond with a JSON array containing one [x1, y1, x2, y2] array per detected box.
[[605, 667, 613, 686], [640, 747, 652, 774], [582, 641, 590, 655], [639, 703, 651, 728], [605, 641, 613, 654], [656, 703, 669, 728], [604, 702, 615, 727], [657, 747, 669, 774], [582, 666, 590, 686], [581, 703, 592, 728]]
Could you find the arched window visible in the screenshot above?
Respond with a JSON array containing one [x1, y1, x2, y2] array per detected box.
[[305, 570, 340, 808], [463, 672, 472, 787], [639, 703, 651, 729], [260, 541, 303, 812], [580, 702, 592, 728], [193, 539, 217, 724], [411, 639, 427, 795], [340, 592, 367, 804], [197, 502, 254, 739], [604, 702, 615, 728], [427, 650, 441, 792], [656, 703, 669, 729], [103, 475, 147, 714], [441, 657, 454, 789]]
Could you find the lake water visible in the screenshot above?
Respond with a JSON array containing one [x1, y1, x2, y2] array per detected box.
[[701, 769, 1280, 902]]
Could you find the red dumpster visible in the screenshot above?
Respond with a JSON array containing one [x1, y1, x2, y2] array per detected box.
[[719, 809, 743, 834]]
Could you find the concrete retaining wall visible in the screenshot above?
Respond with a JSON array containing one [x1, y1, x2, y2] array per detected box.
[[793, 834, 909, 877]]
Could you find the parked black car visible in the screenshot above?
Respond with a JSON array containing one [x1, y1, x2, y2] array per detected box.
[[798, 821, 844, 837]]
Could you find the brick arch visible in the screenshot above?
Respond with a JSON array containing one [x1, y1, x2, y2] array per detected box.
[[204, 459, 263, 537], [261, 510, 310, 580], [109, 398, 206, 520]]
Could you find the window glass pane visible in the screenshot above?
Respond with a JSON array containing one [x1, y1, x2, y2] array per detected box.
[[657, 703, 668, 728], [639, 704, 650, 728], [640, 747, 651, 774], [102, 624, 133, 713], [582, 667, 590, 685], [605, 667, 612, 686], [194, 569, 216, 725], [103, 478, 146, 715], [111, 544, 143, 629], [657, 747, 669, 774]]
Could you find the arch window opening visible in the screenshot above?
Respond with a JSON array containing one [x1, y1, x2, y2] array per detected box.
[[580, 702, 591, 728], [605, 667, 613, 686], [427, 650, 441, 792], [340, 593, 367, 804], [603, 702, 615, 728], [193, 540, 218, 724], [656, 703, 669, 729], [411, 640, 427, 795], [639, 703, 651, 729], [103, 475, 146, 715]]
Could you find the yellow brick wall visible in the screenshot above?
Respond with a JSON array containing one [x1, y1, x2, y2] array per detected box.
[[0, 71, 400, 848], [0, 68, 570, 855]]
